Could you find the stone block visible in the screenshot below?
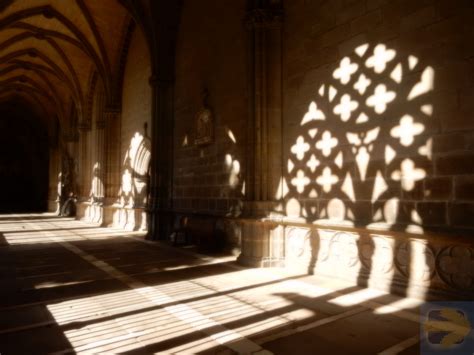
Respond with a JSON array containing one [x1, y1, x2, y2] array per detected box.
[[317, 24, 351, 48], [416, 202, 447, 226], [400, 6, 437, 32], [401, 179, 425, 201], [198, 198, 209, 211], [351, 201, 374, 223], [449, 202, 474, 227], [367, 0, 390, 11], [437, 0, 474, 18], [336, 0, 367, 26], [216, 199, 228, 212], [431, 90, 458, 114], [455, 176, 474, 201], [432, 133, 466, 154], [350, 10, 382, 35], [436, 153, 474, 175], [423, 176, 452, 200]]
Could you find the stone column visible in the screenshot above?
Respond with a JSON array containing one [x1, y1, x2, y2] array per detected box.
[[63, 131, 79, 197], [95, 117, 106, 203], [77, 122, 91, 201], [48, 147, 61, 213], [238, 0, 285, 267], [147, 76, 174, 241], [103, 108, 121, 205], [245, 0, 283, 216]]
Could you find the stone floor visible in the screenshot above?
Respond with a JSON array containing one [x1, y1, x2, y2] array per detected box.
[[0, 213, 456, 354]]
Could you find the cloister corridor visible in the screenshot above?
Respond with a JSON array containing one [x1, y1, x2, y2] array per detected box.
[[0, 214, 427, 355], [1, 0, 474, 353]]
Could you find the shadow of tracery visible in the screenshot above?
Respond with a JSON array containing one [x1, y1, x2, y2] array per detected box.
[[282, 42, 439, 298], [113, 131, 151, 230], [285, 42, 435, 233]]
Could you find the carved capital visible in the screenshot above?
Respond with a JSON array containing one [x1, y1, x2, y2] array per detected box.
[[104, 105, 121, 113], [78, 121, 91, 132], [96, 119, 106, 129], [63, 131, 79, 142], [244, 8, 283, 30], [148, 75, 173, 89], [104, 107, 121, 121]]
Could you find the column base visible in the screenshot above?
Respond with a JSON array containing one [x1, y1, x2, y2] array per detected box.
[[48, 200, 60, 214], [102, 204, 147, 231], [237, 254, 285, 268], [76, 201, 147, 231], [77, 201, 103, 224]]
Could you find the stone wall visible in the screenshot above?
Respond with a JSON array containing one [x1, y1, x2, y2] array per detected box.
[[60, 0, 474, 298], [171, 1, 474, 234], [111, 27, 152, 230], [48, 148, 61, 213], [281, 0, 474, 233], [238, 218, 474, 299], [173, 0, 247, 217], [237, 0, 474, 300], [169, 0, 474, 299], [77, 83, 107, 224]]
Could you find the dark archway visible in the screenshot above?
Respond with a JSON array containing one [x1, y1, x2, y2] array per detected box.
[[0, 100, 49, 212]]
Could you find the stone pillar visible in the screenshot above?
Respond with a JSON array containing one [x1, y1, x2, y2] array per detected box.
[[147, 76, 174, 240], [95, 118, 106, 203], [77, 122, 91, 201], [92, 84, 106, 204], [63, 132, 79, 197], [103, 108, 121, 205], [245, 0, 283, 216], [48, 147, 61, 213], [238, 0, 285, 267]]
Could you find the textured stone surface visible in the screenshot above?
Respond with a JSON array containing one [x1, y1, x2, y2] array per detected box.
[[173, 0, 247, 216], [280, 0, 474, 233], [1, 6, 474, 348], [0, 214, 439, 354], [238, 218, 474, 299]]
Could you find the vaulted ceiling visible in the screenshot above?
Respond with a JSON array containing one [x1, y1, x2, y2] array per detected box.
[[0, 0, 134, 137]]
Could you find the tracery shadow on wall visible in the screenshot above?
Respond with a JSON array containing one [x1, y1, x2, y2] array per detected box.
[[78, 161, 105, 223], [58, 154, 76, 212], [119, 131, 151, 209], [88, 162, 104, 203], [178, 124, 245, 217], [223, 126, 245, 217], [173, 126, 244, 251], [280, 42, 445, 298], [284, 42, 435, 233]]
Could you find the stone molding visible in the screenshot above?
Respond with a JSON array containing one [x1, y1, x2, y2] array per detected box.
[[237, 218, 474, 299], [244, 8, 283, 30], [148, 75, 174, 89], [96, 119, 106, 129], [77, 121, 91, 132], [63, 132, 79, 142], [245, 3, 283, 205]]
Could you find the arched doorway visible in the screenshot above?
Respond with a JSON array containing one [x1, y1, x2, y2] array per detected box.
[[0, 101, 49, 212]]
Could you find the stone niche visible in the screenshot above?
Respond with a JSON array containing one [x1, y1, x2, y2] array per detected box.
[[237, 218, 474, 300]]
